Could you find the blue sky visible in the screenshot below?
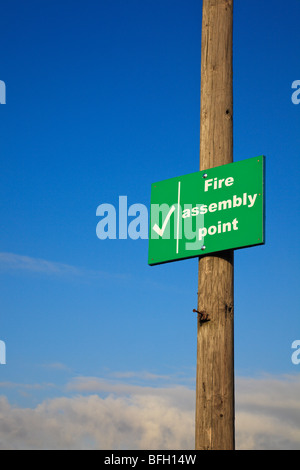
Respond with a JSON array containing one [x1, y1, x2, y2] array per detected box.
[[0, 0, 299, 450]]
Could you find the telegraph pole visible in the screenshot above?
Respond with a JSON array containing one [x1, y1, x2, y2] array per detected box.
[[195, 0, 235, 450]]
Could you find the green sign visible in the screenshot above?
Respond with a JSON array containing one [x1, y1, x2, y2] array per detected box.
[[148, 156, 265, 266]]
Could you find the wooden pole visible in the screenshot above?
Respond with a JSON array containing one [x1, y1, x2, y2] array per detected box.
[[195, 0, 235, 450]]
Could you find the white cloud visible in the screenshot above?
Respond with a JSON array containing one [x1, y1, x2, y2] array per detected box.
[[0, 381, 55, 391], [0, 252, 82, 277], [0, 392, 194, 450], [42, 362, 72, 372], [235, 374, 300, 450], [108, 370, 172, 381], [0, 373, 299, 450], [0, 253, 194, 295], [0, 252, 128, 281]]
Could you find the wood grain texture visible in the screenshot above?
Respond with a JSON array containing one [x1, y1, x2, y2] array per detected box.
[[195, 0, 235, 450]]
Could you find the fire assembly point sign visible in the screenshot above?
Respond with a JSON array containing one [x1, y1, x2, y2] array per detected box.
[[148, 156, 265, 266]]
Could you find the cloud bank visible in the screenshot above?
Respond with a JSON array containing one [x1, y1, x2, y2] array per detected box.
[[0, 391, 194, 450], [235, 374, 300, 450], [0, 373, 299, 450]]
